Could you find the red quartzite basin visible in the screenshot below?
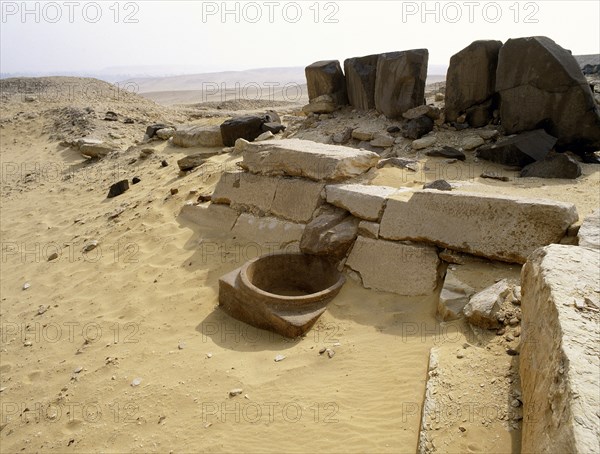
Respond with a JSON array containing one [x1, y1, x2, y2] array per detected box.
[[218, 253, 346, 338]]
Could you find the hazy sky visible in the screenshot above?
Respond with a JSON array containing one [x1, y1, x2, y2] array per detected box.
[[1, 0, 599, 77]]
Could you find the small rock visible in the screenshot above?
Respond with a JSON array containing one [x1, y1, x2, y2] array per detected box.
[[377, 158, 419, 172], [47, 252, 59, 262], [520, 153, 582, 179], [274, 354, 286, 362], [319, 347, 327, 355], [170, 188, 179, 196], [370, 132, 395, 148], [478, 129, 499, 140], [456, 352, 464, 359], [352, 128, 374, 141], [387, 126, 401, 133], [104, 111, 118, 121], [404, 116, 434, 140], [177, 154, 206, 171], [255, 131, 274, 141], [229, 388, 243, 397], [426, 146, 466, 161], [462, 136, 485, 150], [481, 171, 509, 182], [206, 353, 213, 358], [123, 118, 134, 124], [73, 366, 83, 374], [412, 136, 436, 150], [24, 341, 32, 347], [161, 160, 168, 167], [497, 327, 506, 336], [178, 342, 185, 350], [23, 282, 31, 290], [82, 240, 98, 253], [37, 305, 47, 315], [403, 105, 440, 120], [506, 349, 519, 356], [435, 93, 445, 102], [505, 334, 514, 342], [423, 180, 452, 191], [132, 177, 141, 185], [327, 349, 335, 359], [459, 426, 466, 432], [107, 180, 129, 198], [155, 128, 176, 140], [332, 127, 353, 144], [131, 377, 142, 386]]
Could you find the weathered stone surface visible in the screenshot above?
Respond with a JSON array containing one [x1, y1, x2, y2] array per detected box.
[[465, 99, 493, 128], [172, 125, 224, 148], [519, 153, 582, 179], [212, 171, 278, 213], [270, 177, 325, 223], [180, 202, 239, 230], [326, 184, 396, 221], [445, 40, 502, 124], [231, 213, 305, 247], [379, 190, 579, 263], [302, 95, 338, 114], [438, 273, 475, 321], [463, 279, 511, 329], [332, 127, 353, 144], [344, 54, 379, 110], [346, 236, 440, 296], [403, 116, 434, 140], [358, 220, 379, 239], [496, 36, 600, 151], [212, 171, 323, 222], [520, 245, 600, 454], [238, 139, 379, 181], [220, 116, 265, 147], [300, 207, 359, 259], [155, 128, 175, 140], [374, 49, 429, 119], [261, 122, 286, 134], [177, 153, 207, 171], [305, 60, 347, 105], [377, 157, 419, 171], [578, 209, 600, 249], [145, 124, 169, 139], [476, 129, 557, 167]]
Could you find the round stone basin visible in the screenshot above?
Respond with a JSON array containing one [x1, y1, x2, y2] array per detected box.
[[239, 253, 345, 310]]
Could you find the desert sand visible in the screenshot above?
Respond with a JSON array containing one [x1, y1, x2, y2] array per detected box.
[[0, 76, 598, 453]]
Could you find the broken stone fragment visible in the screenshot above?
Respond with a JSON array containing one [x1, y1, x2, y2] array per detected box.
[[463, 279, 513, 329]]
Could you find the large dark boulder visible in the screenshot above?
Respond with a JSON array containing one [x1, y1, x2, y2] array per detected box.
[[445, 40, 502, 125], [520, 154, 582, 179], [403, 116, 434, 140], [496, 36, 600, 152], [344, 54, 379, 110], [220, 115, 265, 147], [305, 60, 348, 105], [374, 49, 428, 119], [476, 129, 557, 167]]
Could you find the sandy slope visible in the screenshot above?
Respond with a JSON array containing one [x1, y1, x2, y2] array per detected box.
[[1, 76, 598, 453]]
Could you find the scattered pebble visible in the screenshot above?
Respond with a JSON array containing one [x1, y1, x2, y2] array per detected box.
[[456, 352, 464, 359], [178, 341, 185, 350], [22, 282, 30, 290], [170, 188, 179, 195], [206, 353, 213, 358], [47, 252, 59, 261], [229, 388, 243, 397], [161, 160, 168, 167], [0, 387, 6, 393], [24, 341, 32, 347], [131, 377, 142, 387], [274, 354, 286, 362], [73, 366, 83, 374], [327, 349, 335, 359], [204, 422, 212, 428], [506, 349, 519, 356], [37, 305, 47, 315], [318, 347, 327, 355], [82, 240, 99, 252], [459, 426, 466, 432]]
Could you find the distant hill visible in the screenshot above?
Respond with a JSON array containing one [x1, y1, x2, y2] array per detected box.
[[574, 54, 600, 68]]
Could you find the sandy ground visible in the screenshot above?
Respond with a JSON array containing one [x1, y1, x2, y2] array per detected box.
[[0, 77, 598, 453]]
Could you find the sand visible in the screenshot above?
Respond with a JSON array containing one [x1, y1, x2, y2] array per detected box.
[[1, 77, 598, 453]]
